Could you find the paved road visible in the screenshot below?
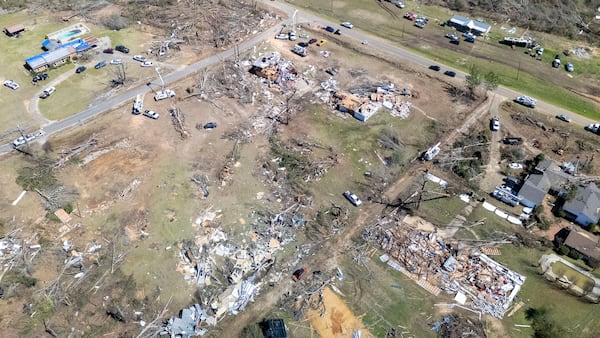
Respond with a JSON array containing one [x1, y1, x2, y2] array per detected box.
[[1, 0, 593, 154]]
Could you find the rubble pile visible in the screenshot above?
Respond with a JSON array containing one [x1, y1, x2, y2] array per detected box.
[[0, 232, 41, 271], [249, 52, 298, 93], [318, 82, 414, 122], [379, 220, 525, 318]]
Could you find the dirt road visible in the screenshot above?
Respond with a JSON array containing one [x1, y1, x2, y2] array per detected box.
[[480, 95, 505, 192]]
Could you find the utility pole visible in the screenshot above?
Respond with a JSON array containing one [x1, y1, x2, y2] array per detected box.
[[516, 60, 521, 80]]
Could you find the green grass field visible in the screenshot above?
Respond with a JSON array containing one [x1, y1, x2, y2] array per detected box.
[[0, 11, 154, 130], [495, 247, 600, 338]]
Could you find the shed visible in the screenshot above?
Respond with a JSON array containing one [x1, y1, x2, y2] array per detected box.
[[4, 23, 25, 37]]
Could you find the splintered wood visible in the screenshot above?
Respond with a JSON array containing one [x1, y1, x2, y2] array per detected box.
[[169, 106, 190, 139]]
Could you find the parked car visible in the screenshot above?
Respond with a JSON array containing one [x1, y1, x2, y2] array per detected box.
[[443, 70, 456, 77], [292, 268, 307, 282], [565, 63, 574, 72], [361, 40, 369, 45], [491, 116, 500, 132], [324, 26, 335, 33], [334, 29, 341, 35], [143, 110, 159, 119], [103, 48, 114, 54], [465, 36, 475, 43], [556, 114, 571, 123], [32, 73, 49, 82], [115, 45, 129, 54], [508, 163, 523, 170], [275, 33, 288, 40], [132, 55, 147, 62], [94, 60, 106, 69], [297, 42, 309, 47], [110, 59, 123, 65], [154, 89, 176, 101], [203, 122, 217, 129], [308, 38, 318, 44], [140, 61, 153, 67], [514, 96, 536, 108], [317, 39, 327, 46], [12, 136, 27, 148], [299, 33, 309, 39], [39, 86, 56, 99], [288, 31, 297, 41], [429, 65, 441, 71], [341, 22, 353, 29], [3, 80, 20, 90], [404, 12, 416, 21], [343, 191, 362, 206], [396, 1, 405, 8], [536, 47, 544, 56], [75, 66, 86, 73]]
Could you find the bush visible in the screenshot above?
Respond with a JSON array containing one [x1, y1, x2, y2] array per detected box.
[[558, 245, 570, 256], [568, 249, 582, 260], [101, 14, 130, 31]]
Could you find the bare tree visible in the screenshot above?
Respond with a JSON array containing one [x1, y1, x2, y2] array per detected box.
[[110, 63, 128, 88]]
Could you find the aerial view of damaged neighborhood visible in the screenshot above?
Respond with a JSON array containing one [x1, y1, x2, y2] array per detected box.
[[1, 0, 600, 337]]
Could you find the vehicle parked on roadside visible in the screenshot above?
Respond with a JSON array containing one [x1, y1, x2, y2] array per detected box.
[[309, 38, 318, 44], [3, 80, 20, 90], [317, 39, 327, 46], [132, 55, 147, 62], [39, 86, 56, 99], [154, 89, 176, 101], [203, 122, 217, 129], [341, 22, 353, 29], [94, 60, 106, 69], [565, 63, 574, 72], [556, 114, 571, 123], [143, 110, 159, 120], [299, 33, 309, 39], [115, 45, 129, 54], [444, 70, 456, 77], [508, 163, 523, 170], [324, 26, 335, 33], [140, 61, 153, 67], [514, 96, 536, 108], [110, 59, 122, 65], [103, 48, 114, 54], [429, 65, 441, 71], [76, 66, 86, 73], [343, 191, 362, 206], [491, 116, 500, 132], [275, 33, 288, 40]]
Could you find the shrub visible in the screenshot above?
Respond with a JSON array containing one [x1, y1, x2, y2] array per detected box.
[[568, 249, 582, 260], [558, 245, 570, 256]]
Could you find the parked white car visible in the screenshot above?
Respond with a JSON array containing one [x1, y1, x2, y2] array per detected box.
[[508, 163, 523, 170], [3, 80, 20, 90], [341, 22, 354, 29], [39, 86, 56, 99], [143, 110, 159, 120], [343, 191, 362, 207], [140, 61, 153, 67], [110, 58, 123, 65], [132, 55, 147, 62], [491, 116, 500, 132]]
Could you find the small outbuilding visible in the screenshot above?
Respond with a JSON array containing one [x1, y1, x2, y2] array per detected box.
[[4, 23, 25, 37]]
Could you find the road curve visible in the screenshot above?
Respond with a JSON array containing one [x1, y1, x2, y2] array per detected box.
[[1, 1, 592, 154]]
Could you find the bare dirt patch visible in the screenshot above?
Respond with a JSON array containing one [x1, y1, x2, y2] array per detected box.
[[307, 287, 372, 337]]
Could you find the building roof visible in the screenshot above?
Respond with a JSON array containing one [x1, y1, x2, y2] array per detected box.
[[26, 47, 75, 69], [4, 23, 25, 34], [518, 173, 550, 206], [564, 227, 600, 261], [518, 160, 574, 206], [449, 15, 491, 33], [563, 183, 600, 224]]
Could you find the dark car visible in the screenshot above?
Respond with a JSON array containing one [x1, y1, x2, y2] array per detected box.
[[292, 268, 307, 282], [325, 26, 335, 33], [450, 38, 460, 45], [203, 122, 217, 129], [94, 61, 106, 69], [297, 42, 309, 47], [103, 48, 114, 54], [444, 70, 456, 77], [555, 114, 571, 123], [429, 65, 441, 71], [32, 73, 49, 82], [75, 66, 87, 74], [115, 45, 130, 54], [308, 38, 318, 44], [334, 29, 341, 35]]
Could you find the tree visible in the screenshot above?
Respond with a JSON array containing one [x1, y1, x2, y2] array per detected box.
[[110, 63, 128, 88], [525, 307, 566, 338], [465, 65, 482, 98], [483, 71, 499, 91]]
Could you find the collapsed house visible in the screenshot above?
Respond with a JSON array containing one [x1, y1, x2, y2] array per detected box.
[[379, 220, 525, 318], [249, 51, 297, 92]]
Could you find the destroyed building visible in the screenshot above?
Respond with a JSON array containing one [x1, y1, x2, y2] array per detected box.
[[379, 219, 525, 318], [249, 51, 297, 91]]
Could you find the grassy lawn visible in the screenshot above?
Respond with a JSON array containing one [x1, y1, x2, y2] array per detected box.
[[550, 261, 596, 291], [418, 194, 466, 226], [494, 246, 600, 338], [464, 204, 517, 239], [0, 10, 156, 128], [290, 0, 600, 118], [338, 255, 437, 338]]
